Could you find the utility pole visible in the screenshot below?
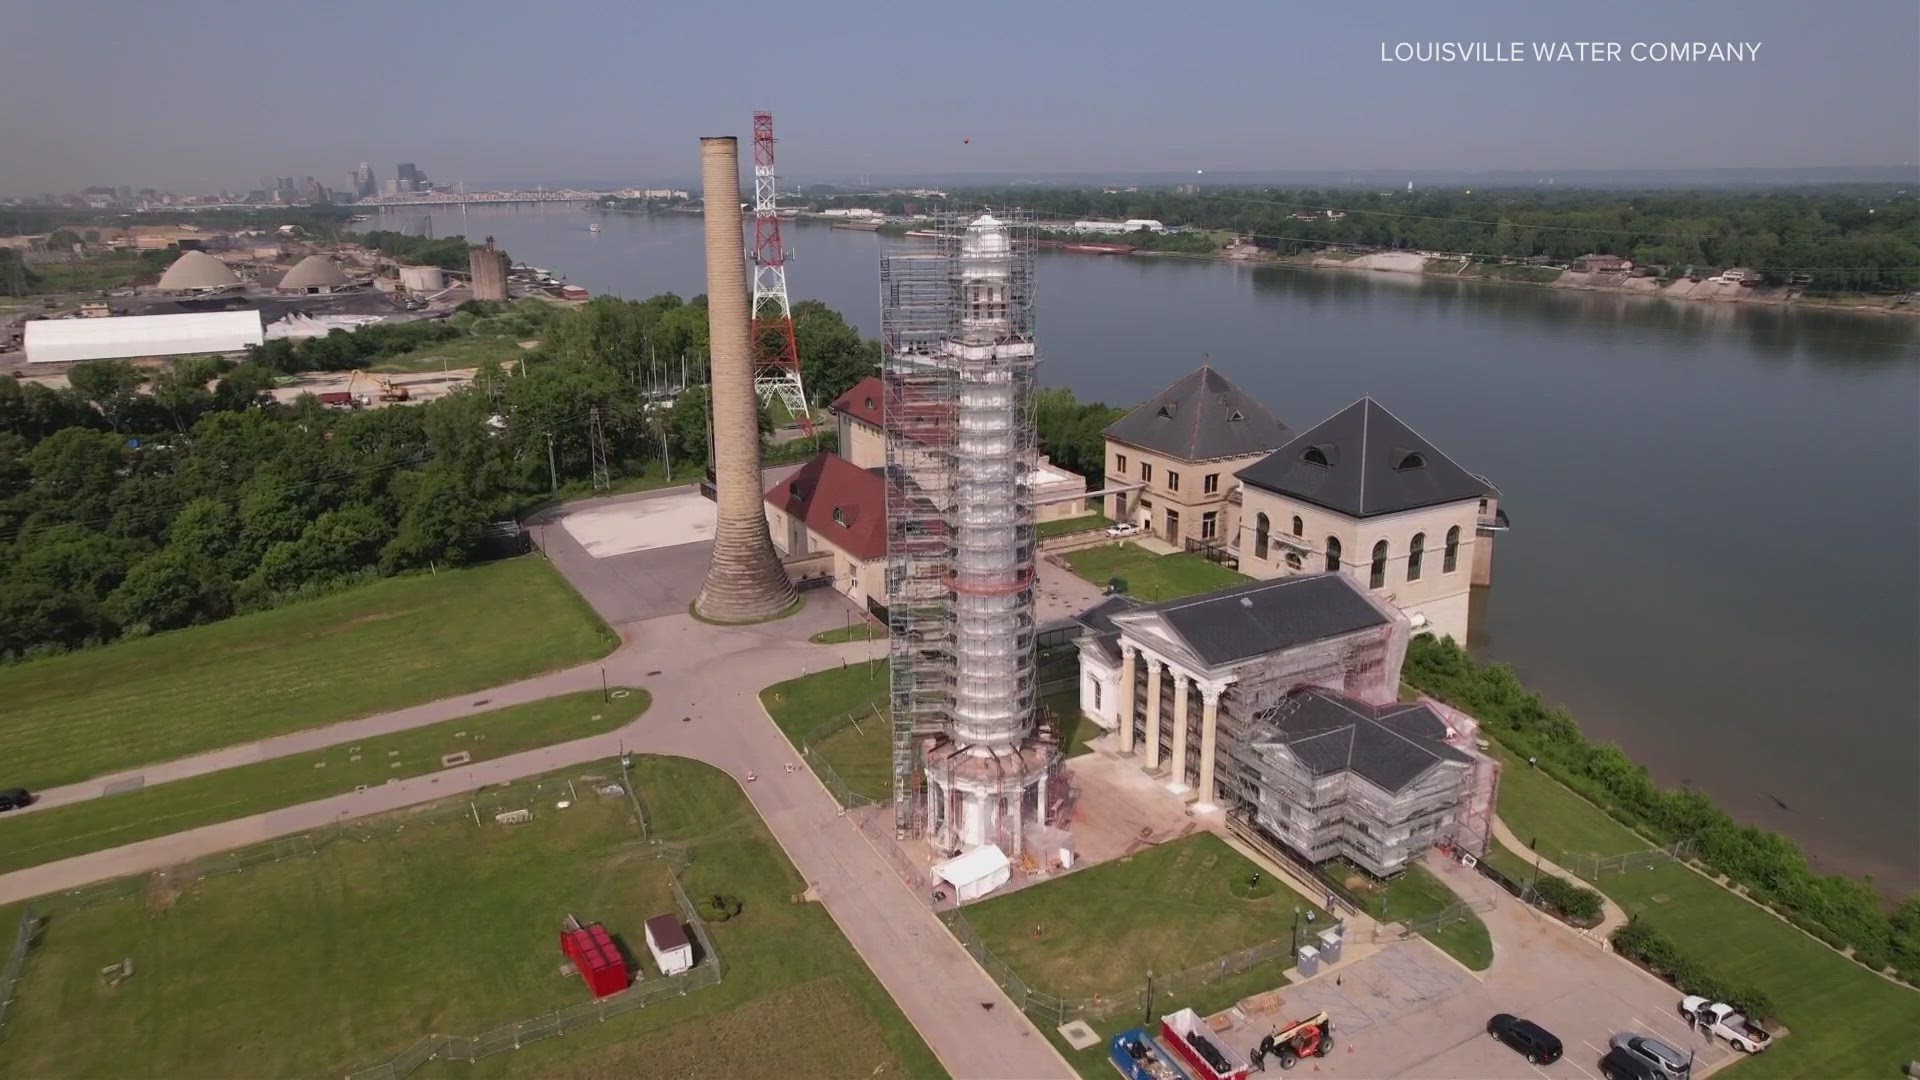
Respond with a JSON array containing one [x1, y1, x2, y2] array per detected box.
[[589, 406, 611, 492], [546, 432, 558, 492]]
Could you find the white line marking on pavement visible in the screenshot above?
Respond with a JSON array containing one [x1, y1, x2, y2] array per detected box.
[[1564, 1057, 1596, 1079]]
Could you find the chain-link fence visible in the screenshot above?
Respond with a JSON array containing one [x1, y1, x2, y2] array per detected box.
[[1560, 839, 1695, 879], [799, 707, 885, 810], [0, 904, 40, 1041], [939, 905, 1317, 1030], [1371, 897, 1497, 943]]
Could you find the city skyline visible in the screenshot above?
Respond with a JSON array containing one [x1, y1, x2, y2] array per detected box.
[[2, 0, 1914, 193]]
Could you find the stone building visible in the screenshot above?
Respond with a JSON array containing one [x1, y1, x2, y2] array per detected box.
[[1102, 365, 1293, 548], [1073, 573, 1498, 873], [763, 451, 888, 609], [1234, 397, 1503, 643]]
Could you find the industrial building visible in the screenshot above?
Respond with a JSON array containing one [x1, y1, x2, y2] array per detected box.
[[1071, 572, 1498, 873], [154, 250, 243, 293], [24, 309, 264, 364], [1103, 365, 1294, 548], [469, 236, 508, 302], [276, 255, 352, 294], [883, 212, 1064, 859], [1234, 397, 1504, 642]]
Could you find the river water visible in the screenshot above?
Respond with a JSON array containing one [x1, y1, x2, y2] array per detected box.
[[364, 204, 1920, 893]]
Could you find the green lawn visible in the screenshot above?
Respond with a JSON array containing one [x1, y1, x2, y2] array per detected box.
[[760, 664, 889, 745], [0, 557, 615, 792], [1324, 859, 1492, 971], [1, 757, 942, 1080], [966, 832, 1322, 1001], [809, 620, 888, 645], [1064, 542, 1247, 602], [369, 334, 533, 373], [1036, 512, 1109, 539], [0, 690, 648, 876], [1489, 746, 1920, 1078]]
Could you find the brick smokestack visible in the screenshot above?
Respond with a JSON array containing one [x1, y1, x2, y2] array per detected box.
[[694, 136, 796, 622]]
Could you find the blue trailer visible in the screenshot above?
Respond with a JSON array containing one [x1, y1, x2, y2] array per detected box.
[[1109, 1026, 1195, 1080]]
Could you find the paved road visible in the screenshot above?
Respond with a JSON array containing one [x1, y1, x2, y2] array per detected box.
[[1, 522, 1073, 1078]]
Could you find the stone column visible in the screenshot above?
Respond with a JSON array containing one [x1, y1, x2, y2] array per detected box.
[[693, 136, 796, 623], [1118, 645, 1138, 755], [1144, 658, 1164, 772], [1196, 684, 1223, 811], [1167, 673, 1191, 793]]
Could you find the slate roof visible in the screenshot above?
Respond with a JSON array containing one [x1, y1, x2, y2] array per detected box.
[[829, 376, 886, 428], [1071, 594, 1146, 662], [1236, 397, 1487, 518], [763, 452, 887, 561], [1104, 365, 1292, 463], [1129, 573, 1389, 668], [1253, 687, 1469, 793]]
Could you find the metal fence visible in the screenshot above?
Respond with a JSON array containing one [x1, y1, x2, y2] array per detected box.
[[1559, 839, 1695, 879], [940, 904, 1321, 1030], [1372, 897, 1497, 943], [799, 706, 886, 810], [0, 905, 40, 1041]]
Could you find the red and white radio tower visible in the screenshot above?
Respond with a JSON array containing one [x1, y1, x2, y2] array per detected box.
[[749, 111, 811, 434]]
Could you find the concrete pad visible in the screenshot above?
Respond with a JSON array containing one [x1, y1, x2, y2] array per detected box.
[[1058, 1020, 1100, 1050], [560, 491, 716, 557]]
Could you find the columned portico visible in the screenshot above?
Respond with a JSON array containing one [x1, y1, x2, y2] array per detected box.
[[1118, 644, 1138, 755], [1143, 659, 1164, 771], [1196, 681, 1227, 812]]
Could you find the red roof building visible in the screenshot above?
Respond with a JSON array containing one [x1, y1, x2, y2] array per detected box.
[[764, 451, 890, 607], [828, 376, 888, 468]]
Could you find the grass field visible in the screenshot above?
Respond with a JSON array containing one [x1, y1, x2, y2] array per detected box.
[[1326, 859, 1492, 970], [967, 832, 1323, 1000], [1036, 512, 1109, 539], [1, 756, 941, 1080], [0, 690, 648, 875], [0, 557, 615, 792], [1488, 746, 1920, 1078], [369, 334, 533, 373], [1064, 542, 1246, 602]]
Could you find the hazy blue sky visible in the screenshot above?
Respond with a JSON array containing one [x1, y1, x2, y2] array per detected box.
[[2, 0, 1914, 192]]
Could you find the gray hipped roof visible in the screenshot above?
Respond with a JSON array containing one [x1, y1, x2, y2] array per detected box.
[[1104, 365, 1292, 463], [1252, 687, 1469, 792], [1236, 397, 1486, 518], [1128, 573, 1389, 668]]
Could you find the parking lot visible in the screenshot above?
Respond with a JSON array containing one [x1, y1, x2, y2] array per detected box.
[[1206, 859, 1739, 1079]]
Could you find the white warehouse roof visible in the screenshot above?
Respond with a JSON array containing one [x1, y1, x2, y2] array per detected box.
[[25, 310, 265, 364]]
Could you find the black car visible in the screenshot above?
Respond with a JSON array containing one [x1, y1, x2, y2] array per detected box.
[[0, 788, 32, 812], [1600, 1045, 1665, 1080], [1488, 1013, 1563, 1065]]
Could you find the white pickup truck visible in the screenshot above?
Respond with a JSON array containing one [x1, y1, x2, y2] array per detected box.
[[1680, 996, 1772, 1053]]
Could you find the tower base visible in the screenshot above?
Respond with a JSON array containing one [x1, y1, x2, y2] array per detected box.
[[923, 734, 1060, 859]]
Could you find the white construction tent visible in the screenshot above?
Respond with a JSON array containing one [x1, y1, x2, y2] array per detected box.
[[24, 310, 265, 364], [932, 843, 1011, 903]]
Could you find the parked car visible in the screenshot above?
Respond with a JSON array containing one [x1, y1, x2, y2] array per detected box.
[[1106, 521, 1141, 538], [1680, 996, 1771, 1053], [1608, 1032, 1691, 1079], [1600, 1045, 1666, 1080], [0, 787, 33, 812], [1487, 1014, 1562, 1065]]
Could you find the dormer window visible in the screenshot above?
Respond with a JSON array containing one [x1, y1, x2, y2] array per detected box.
[[1395, 452, 1426, 471], [1229, 410, 1244, 421], [789, 482, 802, 499], [1157, 404, 1175, 418], [832, 506, 847, 527], [1303, 446, 1331, 467], [863, 396, 875, 411]]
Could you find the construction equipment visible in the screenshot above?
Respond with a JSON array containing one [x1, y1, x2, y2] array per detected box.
[[375, 374, 410, 402], [1252, 1011, 1334, 1071]]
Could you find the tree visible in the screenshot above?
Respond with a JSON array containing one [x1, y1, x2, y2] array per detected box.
[[236, 474, 313, 566], [27, 427, 124, 523], [107, 546, 228, 631], [67, 360, 146, 431], [166, 498, 241, 573], [381, 468, 490, 570], [791, 300, 880, 406]]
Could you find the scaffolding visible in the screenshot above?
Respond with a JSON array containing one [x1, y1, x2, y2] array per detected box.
[[883, 212, 1049, 844]]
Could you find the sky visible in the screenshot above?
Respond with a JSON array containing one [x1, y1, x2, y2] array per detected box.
[[1, 0, 1915, 193]]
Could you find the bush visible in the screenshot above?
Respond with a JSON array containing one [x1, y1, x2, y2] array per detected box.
[[697, 894, 742, 923], [1406, 636, 1920, 979], [1611, 917, 1777, 1020], [1528, 872, 1605, 928]]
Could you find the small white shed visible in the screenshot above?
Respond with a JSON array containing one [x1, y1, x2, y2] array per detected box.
[[644, 913, 693, 976], [933, 844, 1012, 903]]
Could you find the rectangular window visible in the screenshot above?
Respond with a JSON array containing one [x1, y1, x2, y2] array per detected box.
[[1201, 511, 1218, 540], [1116, 453, 1127, 474], [1168, 471, 1181, 492], [1141, 462, 1153, 483], [1092, 681, 1101, 710], [1203, 473, 1219, 494]]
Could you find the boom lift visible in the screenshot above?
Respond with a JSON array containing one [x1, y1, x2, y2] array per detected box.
[[1251, 1011, 1334, 1071]]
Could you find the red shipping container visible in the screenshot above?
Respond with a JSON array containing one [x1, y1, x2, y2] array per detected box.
[[561, 922, 630, 999]]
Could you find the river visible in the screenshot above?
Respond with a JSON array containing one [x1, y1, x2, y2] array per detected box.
[[362, 204, 1920, 894]]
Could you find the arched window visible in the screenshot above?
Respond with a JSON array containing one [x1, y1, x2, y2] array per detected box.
[[1395, 452, 1425, 471], [1291, 515, 1303, 536], [1254, 513, 1270, 560], [1407, 532, 1425, 581], [1444, 525, 1460, 573], [1325, 536, 1341, 573], [1303, 446, 1330, 467], [1369, 540, 1388, 589], [1285, 552, 1303, 570]]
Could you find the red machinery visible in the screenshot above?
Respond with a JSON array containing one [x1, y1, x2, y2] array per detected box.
[[1160, 1008, 1251, 1080], [1252, 1011, 1335, 1071], [561, 918, 629, 999]]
